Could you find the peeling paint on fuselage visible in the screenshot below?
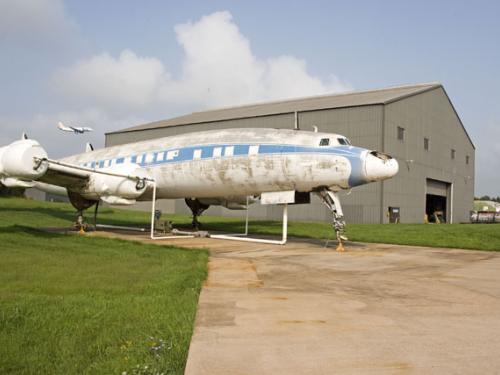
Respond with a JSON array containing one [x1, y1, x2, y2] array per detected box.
[[60, 128, 368, 199]]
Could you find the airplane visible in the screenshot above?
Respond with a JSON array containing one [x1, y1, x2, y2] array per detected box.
[[57, 121, 94, 134], [0, 128, 399, 250]]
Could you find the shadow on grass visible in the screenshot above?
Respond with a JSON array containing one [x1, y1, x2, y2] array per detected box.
[[0, 224, 63, 238], [2, 201, 329, 243], [2, 205, 151, 228], [1, 206, 76, 222]]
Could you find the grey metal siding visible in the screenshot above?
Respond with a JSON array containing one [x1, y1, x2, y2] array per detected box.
[[384, 87, 474, 223]]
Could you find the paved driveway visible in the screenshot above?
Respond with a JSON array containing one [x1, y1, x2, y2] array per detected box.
[[182, 238, 500, 374]]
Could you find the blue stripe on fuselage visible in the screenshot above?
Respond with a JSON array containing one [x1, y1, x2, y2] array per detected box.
[[88, 143, 367, 188]]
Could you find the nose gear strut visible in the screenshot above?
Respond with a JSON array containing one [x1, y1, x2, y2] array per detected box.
[[315, 190, 347, 252]]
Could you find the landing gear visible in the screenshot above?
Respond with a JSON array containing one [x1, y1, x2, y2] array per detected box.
[[93, 200, 100, 230], [184, 198, 210, 230], [73, 201, 100, 234], [76, 210, 86, 234], [67, 191, 98, 234], [315, 190, 347, 252]]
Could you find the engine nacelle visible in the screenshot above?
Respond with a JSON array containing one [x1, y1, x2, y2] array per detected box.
[[0, 177, 36, 188], [0, 140, 48, 180], [85, 164, 149, 200]]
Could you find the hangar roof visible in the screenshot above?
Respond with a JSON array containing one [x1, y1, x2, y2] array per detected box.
[[108, 82, 442, 134]]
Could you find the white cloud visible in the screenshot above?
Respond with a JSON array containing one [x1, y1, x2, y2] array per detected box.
[[52, 11, 350, 116], [54, 50, 168, 111], [0, 0, 75, 45]]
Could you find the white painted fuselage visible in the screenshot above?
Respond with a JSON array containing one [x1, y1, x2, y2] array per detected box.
[[57, 128, 396, 201]]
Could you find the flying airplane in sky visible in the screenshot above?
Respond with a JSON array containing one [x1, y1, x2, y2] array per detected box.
[[57, 121, 94, 134], [0, 128, 398, 249]]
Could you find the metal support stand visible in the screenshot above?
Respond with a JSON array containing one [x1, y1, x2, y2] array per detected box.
[[150, 181, 196, 240], [212, 196, 250, 238], [211, 203, 288, 245], [148, 181, 289, 245]]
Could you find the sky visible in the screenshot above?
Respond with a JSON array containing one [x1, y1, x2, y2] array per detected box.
[[0, 0, 499, 196]]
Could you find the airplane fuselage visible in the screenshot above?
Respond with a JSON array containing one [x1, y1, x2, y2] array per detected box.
[[58, 128, 396, 201]]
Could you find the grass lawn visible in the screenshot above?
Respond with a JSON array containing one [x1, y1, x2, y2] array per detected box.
[[2, 196, 499, 252], [0, 197, 208, 374]]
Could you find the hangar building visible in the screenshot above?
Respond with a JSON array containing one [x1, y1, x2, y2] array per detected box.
[[105, 83, 475, 224]]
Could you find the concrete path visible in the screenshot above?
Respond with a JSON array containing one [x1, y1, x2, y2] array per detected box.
[[91, 232, 500, 374]]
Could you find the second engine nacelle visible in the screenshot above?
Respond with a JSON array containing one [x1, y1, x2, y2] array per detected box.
[[85, 164, 149, 200], [0, 139, 48, 180]]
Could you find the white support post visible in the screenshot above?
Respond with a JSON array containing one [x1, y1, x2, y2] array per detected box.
[[282, 203, 288, 243], [150, 180, 156, 238], [245, 196, 249, 236], [149, 188, 287, 244], [222, 196, 250, 237], [150, 180, 195, 240], [210, 203, 288, 245]]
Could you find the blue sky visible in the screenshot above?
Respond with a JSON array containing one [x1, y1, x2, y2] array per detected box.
[[0, 0, 499, 195]]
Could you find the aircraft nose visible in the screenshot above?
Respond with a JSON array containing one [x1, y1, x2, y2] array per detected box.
[[364, 151, 399, 182]]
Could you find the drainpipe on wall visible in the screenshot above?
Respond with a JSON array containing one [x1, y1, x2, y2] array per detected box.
[[294, 111, 299, 130], [380, 105, 386, 224], [450, 183, 454, 223]]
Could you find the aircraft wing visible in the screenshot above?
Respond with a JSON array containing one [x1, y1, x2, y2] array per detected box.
[[38, 159, 91, 190], [0, 138, 151, 205]]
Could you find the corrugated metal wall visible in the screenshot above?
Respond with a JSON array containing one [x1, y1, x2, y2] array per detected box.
[[105, 89, 474, 224], [383, 87, 474, 223]]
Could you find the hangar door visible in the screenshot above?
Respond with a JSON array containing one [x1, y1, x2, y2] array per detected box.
[[426, 179, 451, 223]]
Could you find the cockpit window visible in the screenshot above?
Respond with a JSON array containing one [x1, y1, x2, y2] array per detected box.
[[337, 137, 351, 145], [319, 138, 330, 146]]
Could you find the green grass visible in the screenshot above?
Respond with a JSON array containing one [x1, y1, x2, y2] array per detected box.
[[0, 197, 208, 374], [2, 196, 500, 251]]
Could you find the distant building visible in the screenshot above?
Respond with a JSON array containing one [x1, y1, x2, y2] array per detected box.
[[105, 82, 475, 224]]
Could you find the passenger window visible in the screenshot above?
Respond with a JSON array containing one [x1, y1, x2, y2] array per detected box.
[[319, 138, 330, 146]]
